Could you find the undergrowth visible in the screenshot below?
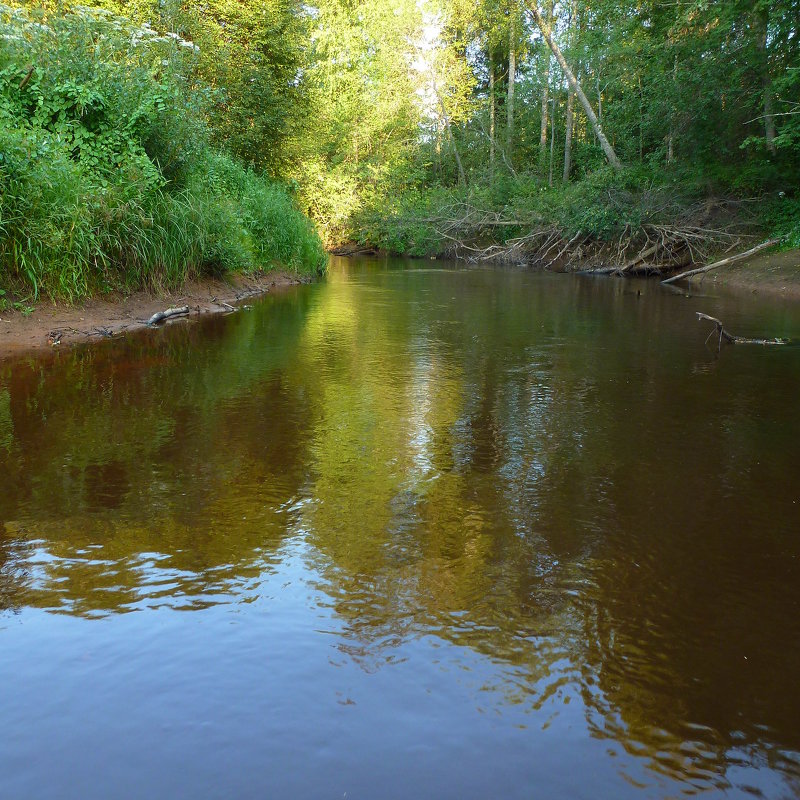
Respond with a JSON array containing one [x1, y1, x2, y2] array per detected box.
[[0, 3, 326, 302], [350, 165, 798, 261]]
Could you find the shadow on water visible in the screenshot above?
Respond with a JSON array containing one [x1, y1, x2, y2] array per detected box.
[[1, 256, 800, 798]]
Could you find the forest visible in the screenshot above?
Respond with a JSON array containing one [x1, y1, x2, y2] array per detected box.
[[1, 0, 799, 298]]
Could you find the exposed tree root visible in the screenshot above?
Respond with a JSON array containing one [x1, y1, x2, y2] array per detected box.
[[419, 196, 755, 275]]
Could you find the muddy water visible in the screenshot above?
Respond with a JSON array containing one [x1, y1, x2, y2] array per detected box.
[[2, 257, 800, 799]]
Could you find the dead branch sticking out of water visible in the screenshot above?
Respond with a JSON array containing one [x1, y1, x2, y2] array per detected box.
[[147, 306, 190, 326], [697, 312, 788, 349], [661, 239, 781, 285]]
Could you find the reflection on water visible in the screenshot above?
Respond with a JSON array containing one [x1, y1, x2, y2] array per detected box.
[[2, 258, 800, 799]]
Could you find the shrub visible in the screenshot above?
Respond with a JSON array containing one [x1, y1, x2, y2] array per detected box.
[[0, 2, 325, 300]]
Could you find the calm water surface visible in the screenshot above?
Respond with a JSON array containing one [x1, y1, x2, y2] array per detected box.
[[2, 257, 800, 799]]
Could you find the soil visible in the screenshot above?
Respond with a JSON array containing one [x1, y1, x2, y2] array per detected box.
[[0, 271, 306, 360], [687, 248, 800, 299], [576, 246, 800, 299]]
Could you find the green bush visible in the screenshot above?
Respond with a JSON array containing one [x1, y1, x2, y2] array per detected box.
[[0, 2, 325, 301], [349, 166, 702, 256], [759, 195, 800, 249]]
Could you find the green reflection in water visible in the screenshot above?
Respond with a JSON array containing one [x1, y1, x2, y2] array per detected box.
[[1, 258, 800, 796]]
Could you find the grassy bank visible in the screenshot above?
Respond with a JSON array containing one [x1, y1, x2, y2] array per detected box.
[[0, 3, 326, 303], [345, 167, 800, 272]]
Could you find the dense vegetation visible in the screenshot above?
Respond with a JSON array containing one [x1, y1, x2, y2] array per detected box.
[[1, 0, 799, 300], [0, 2, 325, 301], [299, 0, 800, 266]]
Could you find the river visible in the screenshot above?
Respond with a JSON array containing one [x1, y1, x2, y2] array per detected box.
[[2, 257, 800, 799]]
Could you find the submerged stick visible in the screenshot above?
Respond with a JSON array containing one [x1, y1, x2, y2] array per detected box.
[[662, 239, 780, 285], [696, 312, 788, 348], [147, 306, 190, 326]]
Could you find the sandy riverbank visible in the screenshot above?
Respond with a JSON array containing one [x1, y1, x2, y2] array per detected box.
[[688, 248, 800, 299], [0, 271, 306, 360]]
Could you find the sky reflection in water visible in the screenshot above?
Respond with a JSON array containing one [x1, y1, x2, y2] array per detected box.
[[2, 258, 800, 799]]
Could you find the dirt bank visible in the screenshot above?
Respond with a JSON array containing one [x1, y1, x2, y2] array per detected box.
[[2, 248, 797, 361], [686, 248, 800, 299], [576, 246, 800, 299], [0, 271, 306, 360]]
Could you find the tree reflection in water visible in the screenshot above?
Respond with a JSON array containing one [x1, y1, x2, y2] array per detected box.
[[1, 259, 799, 795]]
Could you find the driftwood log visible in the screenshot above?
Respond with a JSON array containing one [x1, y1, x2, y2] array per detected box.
[[147, 306, 190, 326], [662, 239, 780, 285], [697, 312, 788, 349]]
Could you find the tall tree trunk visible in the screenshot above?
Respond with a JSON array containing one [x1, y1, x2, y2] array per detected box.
[[596, 74, 602, 124], [763, 86, 777, 156], [755, 9, 777, 155], [424, 64, 467, 186], [638, 75, 643, 162], [443, 112, 467, 186], [489, 52, 496, 184], [539, 63, 550, 167], [563, 88, 574, 182], [528, 1, 622, 170], [433, 81, 467, 186], [538, 1, 553, 168], [507, 19, 516, 170], [562, 0, 577, 183], [667, 54, 676, 163], [435, 121, 443, 180], [549, 99, 555, 186]]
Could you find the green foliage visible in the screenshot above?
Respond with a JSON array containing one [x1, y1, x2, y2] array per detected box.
[[759, 196, 800, 248], [0, 2, 325, 300], [295, 0, 800, 252], [187, 0, 311, 176], [353, 165, 713, 255], [292, 0, 430, 245], [5, 0, 800, 278]]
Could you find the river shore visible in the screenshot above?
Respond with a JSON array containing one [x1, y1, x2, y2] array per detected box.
[[689, 248, 800, 299], [0, 271, 305, 359], [2, 249, 799, 360]]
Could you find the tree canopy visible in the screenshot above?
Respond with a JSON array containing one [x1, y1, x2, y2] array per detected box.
[[2, 0, 799, 294]]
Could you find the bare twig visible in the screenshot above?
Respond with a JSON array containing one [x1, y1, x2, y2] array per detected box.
[[18, 64, 34, 90]]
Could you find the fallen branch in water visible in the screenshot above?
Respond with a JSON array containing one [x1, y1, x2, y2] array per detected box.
[[147, 306, 190, 326], [662, 239, 780, 285], [697, 312, 788, 349], [329, 243, 379, 256]]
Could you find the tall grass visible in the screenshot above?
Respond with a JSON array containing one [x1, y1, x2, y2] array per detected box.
[[0, 3, 326, 302]]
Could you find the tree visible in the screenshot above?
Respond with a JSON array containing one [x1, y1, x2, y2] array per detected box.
[[526, 1, 622, 170], [562, 0, 579, 182]]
